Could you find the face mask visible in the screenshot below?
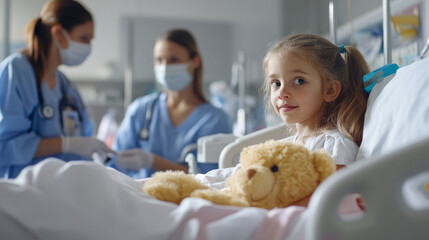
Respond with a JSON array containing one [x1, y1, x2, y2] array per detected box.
[[56, 29, 91, 66], [154, 63, 193, 91]]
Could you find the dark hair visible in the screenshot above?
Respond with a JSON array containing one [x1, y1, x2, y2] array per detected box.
[[23, 0, 93, 84], [156, 29, 206, 102], [262, 34, 370, 145]]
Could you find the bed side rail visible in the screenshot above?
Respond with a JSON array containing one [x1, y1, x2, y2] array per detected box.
[[307, 137, 429, 240], [218, 123, 289, 168]]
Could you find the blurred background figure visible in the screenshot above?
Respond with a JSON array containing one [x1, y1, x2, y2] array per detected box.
[[110, 29, 232, 179], [0, 0, 114, 179]]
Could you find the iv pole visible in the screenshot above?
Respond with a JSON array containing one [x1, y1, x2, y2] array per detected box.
[[329, 0, 337, 44], [2, 0, 11, 60], [383, 0, 392, 64], [124, 19, 134, 109], [236, 52, 246, 136]]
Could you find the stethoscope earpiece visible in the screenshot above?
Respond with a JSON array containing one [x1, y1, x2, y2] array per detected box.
[[39, 104, 55, 119]]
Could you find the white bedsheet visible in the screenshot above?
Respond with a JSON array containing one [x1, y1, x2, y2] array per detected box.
[[0, 158, 308, 240]]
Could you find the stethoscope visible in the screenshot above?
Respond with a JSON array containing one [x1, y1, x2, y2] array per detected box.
[[36, 75, 83, 125], [139, 95, 159, 140], [37, 83, 55, 119]]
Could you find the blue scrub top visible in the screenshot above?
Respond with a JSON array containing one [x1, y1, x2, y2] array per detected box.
[[112, 92, 233, 178], [0, 53, 93, 178]]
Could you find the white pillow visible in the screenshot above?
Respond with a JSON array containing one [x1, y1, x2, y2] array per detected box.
[[356, 57, 429, 161]]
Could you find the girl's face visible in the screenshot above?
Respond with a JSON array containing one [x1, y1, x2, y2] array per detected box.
[[268, 52, 328, 129], [153, 40, 197, 75]]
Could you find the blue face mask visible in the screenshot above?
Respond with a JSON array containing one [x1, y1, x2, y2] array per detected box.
[[55, 30, 91, 66], [154, 63, 192, 91]]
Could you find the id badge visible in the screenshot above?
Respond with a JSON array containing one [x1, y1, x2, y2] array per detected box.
[[62, 108, 81, 136]]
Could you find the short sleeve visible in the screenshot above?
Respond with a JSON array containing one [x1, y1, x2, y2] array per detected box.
[[320, 133, 358, 166], [281, 130, 358, 165], [0, 54, 41, 169]]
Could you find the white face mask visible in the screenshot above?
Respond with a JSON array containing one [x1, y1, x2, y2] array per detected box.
[[56, 29, 91, 66], [154, 63, 193, 91]]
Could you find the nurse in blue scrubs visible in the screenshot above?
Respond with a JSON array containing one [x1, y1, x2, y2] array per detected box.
[[112, 29, 233, 179], [0, 0, 114, 178]]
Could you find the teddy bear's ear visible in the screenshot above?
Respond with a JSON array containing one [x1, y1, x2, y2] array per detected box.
[[312, 149, 336, 182]]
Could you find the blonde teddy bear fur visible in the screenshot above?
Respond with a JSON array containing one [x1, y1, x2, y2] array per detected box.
[[143, 140, 336, 209]]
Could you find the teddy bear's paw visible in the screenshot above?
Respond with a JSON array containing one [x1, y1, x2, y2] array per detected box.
[[191, 189, 249, 207], [143, 179, 182, 204], [143, 171, 209, 204]]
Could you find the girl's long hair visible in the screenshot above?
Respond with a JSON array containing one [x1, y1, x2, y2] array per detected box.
[[262, 33, 369, 146]]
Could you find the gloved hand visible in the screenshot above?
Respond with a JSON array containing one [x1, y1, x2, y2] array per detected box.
[[62, 136, 116, 159], [115, 148, 154, 171]]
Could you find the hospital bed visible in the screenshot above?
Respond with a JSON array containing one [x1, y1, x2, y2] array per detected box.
[[303, 47, 429, 239], [307, 137, 429, 240], [1, 3, 429, 239], [0, 48, 428, 240], [217, 49, 429, 239]]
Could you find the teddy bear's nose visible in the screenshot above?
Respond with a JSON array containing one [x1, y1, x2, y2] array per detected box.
[[247, 169, 256, 179]]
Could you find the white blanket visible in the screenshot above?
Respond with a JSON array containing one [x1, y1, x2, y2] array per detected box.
[[0, 159, 308, 240]]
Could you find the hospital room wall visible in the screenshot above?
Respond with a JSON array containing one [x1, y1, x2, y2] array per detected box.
[[280, 0, 384, 37], [0, 0, 386, 131], [2, 0, 385, 80], [1, 0, 285, 132], [1, 0, 284, 81]]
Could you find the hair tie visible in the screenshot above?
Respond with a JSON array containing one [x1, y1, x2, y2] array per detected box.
[[34, 17, 43, 35], [339, 45, 345, 54]]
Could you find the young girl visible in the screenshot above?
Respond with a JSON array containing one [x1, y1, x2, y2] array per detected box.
[[262, 33, 369, 169], [196, 33, 369, 206]]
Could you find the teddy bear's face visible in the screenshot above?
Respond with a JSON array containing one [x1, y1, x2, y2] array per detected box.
[[227, 140, 335, 209]]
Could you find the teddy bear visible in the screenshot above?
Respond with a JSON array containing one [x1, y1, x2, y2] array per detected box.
[[142, 140, 336, 209]]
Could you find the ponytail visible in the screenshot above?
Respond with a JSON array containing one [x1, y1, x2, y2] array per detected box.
[[336, 46, 369, 146], [23, 17, 51, 85]]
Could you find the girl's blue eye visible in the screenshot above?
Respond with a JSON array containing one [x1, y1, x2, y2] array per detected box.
[[270, 81, 281, 88], [294, 78, 305, 85]]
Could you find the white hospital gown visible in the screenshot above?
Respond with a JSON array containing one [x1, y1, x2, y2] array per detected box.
[[282, 129, 358, 166], [196, 129, 358, 189]]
